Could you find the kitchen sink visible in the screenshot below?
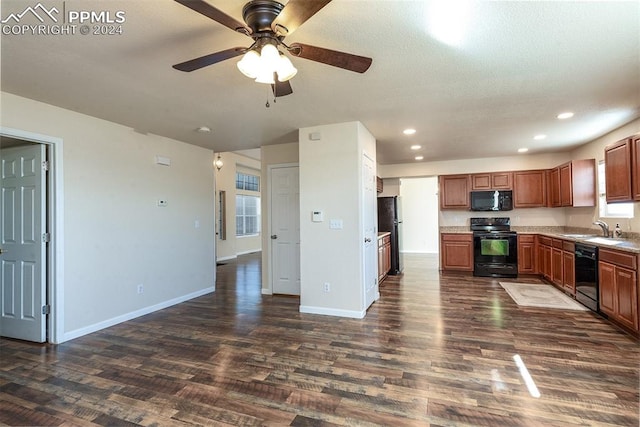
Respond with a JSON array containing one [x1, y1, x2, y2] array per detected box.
[[585, 237, 625, 245], [560, 234, 598, 238]]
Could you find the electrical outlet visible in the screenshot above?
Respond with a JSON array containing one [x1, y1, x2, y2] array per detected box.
[[137, 284, 144, 294], [323, 282, 330, 292]]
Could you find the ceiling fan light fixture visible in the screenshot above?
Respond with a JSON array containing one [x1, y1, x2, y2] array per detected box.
[[276, 54, 297, 81], [255, 67, 276, 84], [259, 43, 280, 70], [237, 50, 261, 78]]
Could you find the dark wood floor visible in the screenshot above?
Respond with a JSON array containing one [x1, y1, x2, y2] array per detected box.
[[1, 253, 638, 426]]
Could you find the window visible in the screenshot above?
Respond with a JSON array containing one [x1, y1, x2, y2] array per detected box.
[[236, 195, 260, 236], [598, 160, 634, 218], [236, 172, 260, 191]]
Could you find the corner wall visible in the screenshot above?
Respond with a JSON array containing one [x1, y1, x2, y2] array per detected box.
[[1, 92, 216, 342]]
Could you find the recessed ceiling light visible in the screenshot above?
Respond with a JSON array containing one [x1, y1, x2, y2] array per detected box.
[[533, 134, 546, 140], [415, 155, 424, 161], [557, 112, 574, 120], [196, 126, 211, 133], [518, 148, 529, 153], [403, 128, 416, 135], [410, 145, 422, 150]]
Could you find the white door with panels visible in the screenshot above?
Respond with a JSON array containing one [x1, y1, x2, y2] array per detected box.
[[363, 153, 378, 309], [270, 166, 300, 295], [1, 144, 47, 342]]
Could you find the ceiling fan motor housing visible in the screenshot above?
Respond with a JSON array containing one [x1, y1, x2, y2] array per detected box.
[[242, 0, 285, 34]]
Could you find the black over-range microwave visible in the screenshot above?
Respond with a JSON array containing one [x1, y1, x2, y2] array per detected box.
[[470, 190, 513, 211]]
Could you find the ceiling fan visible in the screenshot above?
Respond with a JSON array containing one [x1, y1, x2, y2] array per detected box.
[[172, 0, 373, 97]]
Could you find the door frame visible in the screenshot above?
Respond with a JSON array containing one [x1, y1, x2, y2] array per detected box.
[[264, 162, 299, 295], [1, 126, 64, 344]]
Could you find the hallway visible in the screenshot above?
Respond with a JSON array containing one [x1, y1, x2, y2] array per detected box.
[[0, 253, 638, 426]]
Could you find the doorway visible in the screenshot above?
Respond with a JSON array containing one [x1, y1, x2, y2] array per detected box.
[[269, 165, 300, 295], [0, 127, 63, 343], [399, 177, 439, 254]]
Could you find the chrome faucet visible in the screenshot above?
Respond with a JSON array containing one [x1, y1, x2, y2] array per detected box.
[[593, 220, 610, 237]]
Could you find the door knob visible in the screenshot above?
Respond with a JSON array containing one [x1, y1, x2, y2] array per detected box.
[[0, 249, 5, 254], [364, 238, 371, 243], [271, 235, 278, 239]]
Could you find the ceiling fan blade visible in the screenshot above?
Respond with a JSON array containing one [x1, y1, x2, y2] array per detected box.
[[272, 79, 293, 97], [173, 47, 245, 72], [174, 0, 249, 34], [289, 43, 372, 73], [271, 0, 332, 36]]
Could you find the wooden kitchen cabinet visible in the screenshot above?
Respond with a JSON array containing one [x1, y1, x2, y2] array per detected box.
[[471, 172, 512, 190], [439, 174, 470, 210], [548, 168, 561, 207], [605, 134, 640, 203], [440, 233, 473, 271], [549, 160, 596, 207], [517, 234, 537, 274], [538, 236, 552, 280], [513, 170, 546, 208], [562, 241, 575, 295], [632, 135, 640, 201], [598, 248, 639, 333], [605, 137, 633, 203], [551, 239, 564, 287], [378, 234, 391, 282]]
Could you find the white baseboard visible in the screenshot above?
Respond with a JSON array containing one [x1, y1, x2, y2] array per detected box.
[[236, 249, 262, 256], [62, 287, 215, 343], [261, 288, 272, 295], [299, 305, 365, 319]]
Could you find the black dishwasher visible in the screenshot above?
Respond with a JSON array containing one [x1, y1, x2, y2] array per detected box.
[[575, 243, 598, 312]]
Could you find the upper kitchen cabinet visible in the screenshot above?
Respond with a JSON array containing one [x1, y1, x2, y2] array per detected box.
[[471, 172, 513, 190], [513, 170, 546, 208], [439, 174, 470, 210], [605, 134, 640, 203], [561, 159, 596, 207], [548, 160, 596, 207]]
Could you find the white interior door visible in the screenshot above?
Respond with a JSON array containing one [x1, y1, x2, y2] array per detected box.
[[363, 154, 378, 309], [271, 166, 300, 295], [1, 144, 47, 342]]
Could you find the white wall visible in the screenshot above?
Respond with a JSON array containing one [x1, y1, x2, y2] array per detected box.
[[400, 177, 439, 253], [1, 92, 216, 342], [298, 122, 376, 318], [379, 178, 400, 197], [214, 152, 261, 261], [260, 142, 299, 294]]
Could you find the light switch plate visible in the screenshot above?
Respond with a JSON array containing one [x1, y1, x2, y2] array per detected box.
[[329, 219, 343, 229]]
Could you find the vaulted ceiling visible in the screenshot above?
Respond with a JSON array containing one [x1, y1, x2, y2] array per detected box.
[[1, 0, 639, 164]]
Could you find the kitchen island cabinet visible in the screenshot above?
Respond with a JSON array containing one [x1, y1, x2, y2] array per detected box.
[[598, 247, 639, 333], [440, 233, 473, 271]]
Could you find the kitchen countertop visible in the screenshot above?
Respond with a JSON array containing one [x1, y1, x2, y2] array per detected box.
[[378, 231, 391, 238], [439, 226, 640, 254]]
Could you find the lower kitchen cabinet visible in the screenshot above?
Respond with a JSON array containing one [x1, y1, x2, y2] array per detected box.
[[598, 248, 639, 333], [517, 234, 536, 274], [538, 236, 552, 280], [440, 233, 473, 271], [562, 241, 575, 295], [378, 233, 391, 282], [551, 240, 563, 287]]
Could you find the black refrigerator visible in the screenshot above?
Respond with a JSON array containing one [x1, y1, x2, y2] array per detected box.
[[377, 196, 403, 275]]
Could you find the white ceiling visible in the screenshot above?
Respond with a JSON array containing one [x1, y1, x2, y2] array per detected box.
[[1, 0, 639, 164]]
